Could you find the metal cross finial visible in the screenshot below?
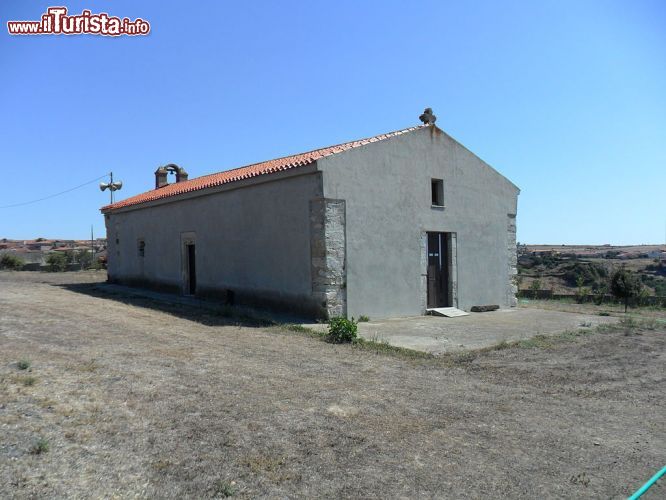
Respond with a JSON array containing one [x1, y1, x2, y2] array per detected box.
[[419, 108, 437, 125]]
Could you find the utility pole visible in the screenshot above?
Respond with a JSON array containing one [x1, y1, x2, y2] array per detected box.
[[110, 172, 115, 204], [91, 225, 94, 269]]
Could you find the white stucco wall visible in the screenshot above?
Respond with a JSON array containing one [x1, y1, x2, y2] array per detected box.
[[105, 170, 323, 315], [319, 126, 519, 319]]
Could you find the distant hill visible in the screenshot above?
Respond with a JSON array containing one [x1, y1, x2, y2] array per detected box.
[[518, 244, 666, 296]]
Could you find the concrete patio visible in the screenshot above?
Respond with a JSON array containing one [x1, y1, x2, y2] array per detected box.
[[352, 308, 619, 354]]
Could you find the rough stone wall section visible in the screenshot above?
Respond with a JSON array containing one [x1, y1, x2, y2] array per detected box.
[[419, 233, 428, 314], [507, 213, 518, 307], [449, 233, 459, 307], [310, 199, 347, 318]]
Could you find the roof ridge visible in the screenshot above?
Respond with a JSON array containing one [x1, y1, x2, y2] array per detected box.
[[195, 125, 424, 180]]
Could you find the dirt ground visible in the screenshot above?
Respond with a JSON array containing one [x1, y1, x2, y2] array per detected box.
[[1, 271, 665, 499], [90, 283, 621, 354]]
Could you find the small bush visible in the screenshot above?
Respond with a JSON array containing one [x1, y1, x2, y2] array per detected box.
[[610, 268, 642, 313], [327, 317, 358, 343], [46, 252, 68, 272], [0, 254, 24, 270], [358, 315, 370, 322], [454, 351, 477, 364], [592, 285, 607, 305], [517, 335, 554, 349], [563, 261, 608, 288], [493, 340, 511, 350], [212, 479, 236, 497], [619, 316, 638, 329], [21, 376, 37, 386], [77, 250, 94, 269], [30, 438, 49, 455], [89, 260, 104, 270], [64, 250, 78, 264], [637, 288, 651, 307], [575, 287, 591, 304], [529, 278, 541, 299], [17, 359, 31, 370]]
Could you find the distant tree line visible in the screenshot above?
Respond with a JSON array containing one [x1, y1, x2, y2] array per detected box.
[[0, 250, 101, 272]]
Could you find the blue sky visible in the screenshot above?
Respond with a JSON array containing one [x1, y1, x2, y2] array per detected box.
[[1, 0, 664, 244]]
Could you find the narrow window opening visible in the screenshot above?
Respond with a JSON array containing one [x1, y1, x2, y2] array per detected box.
[[138, 239, 145, 257], [431, 179, 444, 207]]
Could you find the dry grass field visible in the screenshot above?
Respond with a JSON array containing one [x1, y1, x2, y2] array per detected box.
[[520, 298, 666, 320], [1, 271, 665, 498]]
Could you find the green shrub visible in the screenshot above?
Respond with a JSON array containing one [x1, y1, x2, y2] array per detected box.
[[529, 253, 560, 269], [64, 250, 78, 264], [454, 351, 477, 364], [619, 316, 638, 329], [46, 252, 67, 272], [17, 359, 31, 370], [610, 268, 642, 313], [327, 317, 358, 343], [90, 259, 104, 270], [654, 281, 666, 297], [212, 479, 235, 498], [0, 253, 24, 270], [645, 261, 665, 275], [592, 285, 607, 305], [77, 250, 94, 269], [574, 276, 591, 303], [358, 315, 370, 322], [30, 438, 49, 455], [529, 278, 541, 299], [563, 261, 608, 288], [641, 273, 666, 296]]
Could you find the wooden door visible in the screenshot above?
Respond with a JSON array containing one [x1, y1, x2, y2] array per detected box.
[[186, 243, 196, 295], [427, 232, 449, 308]]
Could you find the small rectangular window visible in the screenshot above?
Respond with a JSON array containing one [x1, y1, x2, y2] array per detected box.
[[431, 179, 444, 207], [137, 239, 145, 257]]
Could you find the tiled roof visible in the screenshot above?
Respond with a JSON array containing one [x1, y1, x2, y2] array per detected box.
[[101, 125, 425, 212]]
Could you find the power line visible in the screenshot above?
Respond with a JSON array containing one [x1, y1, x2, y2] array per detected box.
[[0, 173, 110, 209]]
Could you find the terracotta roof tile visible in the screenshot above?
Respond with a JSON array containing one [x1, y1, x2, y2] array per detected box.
[[101, 125, 425, 212]]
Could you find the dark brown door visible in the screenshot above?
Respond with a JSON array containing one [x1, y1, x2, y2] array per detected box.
[[187, 243, 196, 295], [427, 232, 449, 308]]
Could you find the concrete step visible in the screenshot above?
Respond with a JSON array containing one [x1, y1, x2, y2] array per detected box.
[[427, 307, 469, 317]]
